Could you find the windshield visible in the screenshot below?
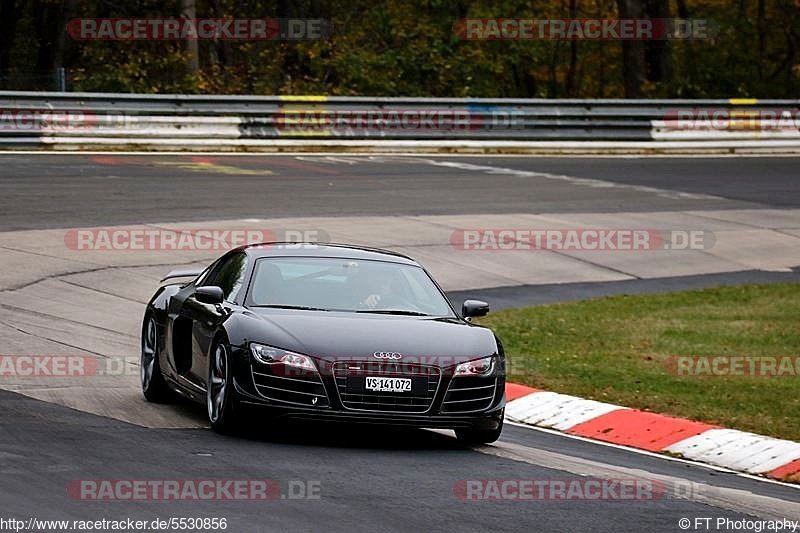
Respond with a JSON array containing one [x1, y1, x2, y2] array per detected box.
[[246, 257, 454, 317]]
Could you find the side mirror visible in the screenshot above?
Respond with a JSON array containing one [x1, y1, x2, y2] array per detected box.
[[195, 286, 224, 305], [462, 299, 490, 318]]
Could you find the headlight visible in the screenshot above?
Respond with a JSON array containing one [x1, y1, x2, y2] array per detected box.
[[453, 356, 494, 377], [250, 343, 316, 371]]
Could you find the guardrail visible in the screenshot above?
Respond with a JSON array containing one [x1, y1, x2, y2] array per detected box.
[[0, 91, 798, 152]]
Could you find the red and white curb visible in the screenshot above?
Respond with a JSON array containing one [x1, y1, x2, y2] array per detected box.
[[504, 383, 800, 483]]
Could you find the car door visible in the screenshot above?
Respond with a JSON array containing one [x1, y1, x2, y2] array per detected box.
[[187, 251, 249, 387], [163, 261, 219, 385]]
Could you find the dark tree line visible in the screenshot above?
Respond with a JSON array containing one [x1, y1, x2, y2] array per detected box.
[[0, 0, 797, 98]]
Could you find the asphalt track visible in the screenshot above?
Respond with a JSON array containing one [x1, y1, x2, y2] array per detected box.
[[1, 154, 799, 532], [2, 389, 795, 533], [1, 154, 799, 230]]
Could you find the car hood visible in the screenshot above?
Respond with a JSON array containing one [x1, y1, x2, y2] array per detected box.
[[245, 309, 498, 365]]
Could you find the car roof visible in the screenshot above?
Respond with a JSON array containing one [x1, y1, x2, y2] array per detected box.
[[240, 242, 420, 266]]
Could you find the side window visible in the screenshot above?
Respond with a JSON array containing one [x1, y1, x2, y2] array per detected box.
[[206, 253, 248, 303], [194, 263, 217, 287]]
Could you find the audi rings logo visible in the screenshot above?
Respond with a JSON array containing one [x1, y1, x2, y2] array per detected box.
[[373, 352, 403, 360]]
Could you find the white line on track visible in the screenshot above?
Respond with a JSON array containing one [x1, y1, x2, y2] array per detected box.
[[430, 423, 800, 493], [419, 159, 725, 201], [0, 150, 731, 201], [475, 438, 800, 521]]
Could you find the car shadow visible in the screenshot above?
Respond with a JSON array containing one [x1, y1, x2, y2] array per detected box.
[[234, 420, 467, 451], [170, 394, 471, 451]]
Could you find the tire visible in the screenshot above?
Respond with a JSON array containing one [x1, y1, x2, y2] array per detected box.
[[455, 415, 504, 445], [141, 315, 173, 403], [207, 339, 241, 433]]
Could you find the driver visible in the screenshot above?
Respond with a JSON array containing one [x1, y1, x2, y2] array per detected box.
[[355, 268, 394, 309]]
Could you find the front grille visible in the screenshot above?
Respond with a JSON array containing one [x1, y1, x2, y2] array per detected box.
[[251, 368, 329, 407], [441, 376, 497, 413], [333, 361, 440, 413]]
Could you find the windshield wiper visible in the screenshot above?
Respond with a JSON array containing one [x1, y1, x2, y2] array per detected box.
[[355, 309, 431, 316], [250, 304, 330, 312]]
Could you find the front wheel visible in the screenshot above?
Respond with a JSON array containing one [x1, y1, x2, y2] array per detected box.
[[141, 315, 173, 402], [207, 341, 241, 433], [455, 415, 504, 445]]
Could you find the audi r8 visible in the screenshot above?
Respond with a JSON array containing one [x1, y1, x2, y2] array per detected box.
[[140, 243, 505, 443]]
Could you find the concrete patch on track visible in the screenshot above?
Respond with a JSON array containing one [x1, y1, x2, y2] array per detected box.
[[0, 209, 799, 428]]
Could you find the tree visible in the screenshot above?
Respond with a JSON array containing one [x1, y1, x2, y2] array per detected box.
[[617, 0, 646, 97]]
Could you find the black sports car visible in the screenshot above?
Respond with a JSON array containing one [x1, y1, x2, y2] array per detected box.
[[141, 243, 505, 443]]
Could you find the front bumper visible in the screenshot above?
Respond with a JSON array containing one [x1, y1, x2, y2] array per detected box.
[[231, 345, 505, 430], [236, 390, 504, 430]]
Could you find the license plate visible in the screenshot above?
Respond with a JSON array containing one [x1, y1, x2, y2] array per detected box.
[[365, 376, 412, 392]]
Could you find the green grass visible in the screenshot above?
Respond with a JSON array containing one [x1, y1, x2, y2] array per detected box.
[[477, 283, 800, 441]]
